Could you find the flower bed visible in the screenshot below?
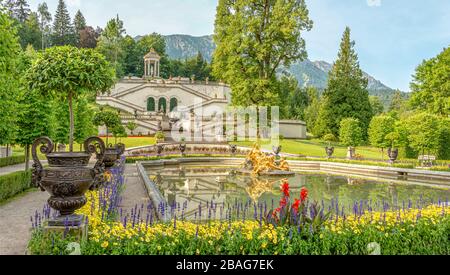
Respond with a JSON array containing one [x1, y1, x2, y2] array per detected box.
[[28, 171, 450, 255]]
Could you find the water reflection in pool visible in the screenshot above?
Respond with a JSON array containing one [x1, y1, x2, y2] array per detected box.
[[145, 163, 449, 220]]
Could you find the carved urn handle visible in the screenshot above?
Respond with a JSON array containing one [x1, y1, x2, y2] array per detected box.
[[31, 137, 54, 191], [116, 143, 125, 156], [84, 136, 106, 190]]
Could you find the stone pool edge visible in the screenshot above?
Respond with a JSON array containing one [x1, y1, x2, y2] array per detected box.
[[136, 158, 450, 221]]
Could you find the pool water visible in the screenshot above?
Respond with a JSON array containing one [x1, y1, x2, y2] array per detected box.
[[145, 162, 449, 220]]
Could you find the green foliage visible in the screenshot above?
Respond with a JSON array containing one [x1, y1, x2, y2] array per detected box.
[[155, 131, 165, 140], [74, 96, 96, 144], [0, 10, 21, 146], [16, 89, 54, 146], [315, 27, 373, 139], [126, 121, 137, 135], [339, 118, 363, 147], [73, 10, 86, 33], [93, 109, 121, 130], [279, 75, 309, 120], [404, 112, 441, 156], [369, 96, 384, 115], [322, 133, 337, 143], [93, 109, 121, 145], [304, 87, 321, 135], [52, 0, 75, 46], [368, 115, 395, 149], [0, 155, 26, 167], [17, 12, 41, 49], [96, 15, 126, 78], [51, 100, 69, 144], [212, 0, 313, 106], [410, 46, 450, 116], [0, 170, 31, 203], [26, 46, 115, 100], [26, 45, 115, 151], [37, 2, 52, 50]]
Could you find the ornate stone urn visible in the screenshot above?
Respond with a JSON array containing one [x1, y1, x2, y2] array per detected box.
[[103, 143, 125, 168], [272, 145, 282, 158], [325, 146, 335, 159], [229, 144, 237, 156], [156, 144, 165, 156], [31, 136, 105, 226], [387, 148, 399, 164], [179, 143, 187, 156]]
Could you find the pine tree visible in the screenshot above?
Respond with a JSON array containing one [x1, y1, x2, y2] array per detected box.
[[315, 27, 373, 139], [52, 0, 75, 46], [37, 2, 52, 49], [6, 0, 30, 23], [73, 10, 86, 32]]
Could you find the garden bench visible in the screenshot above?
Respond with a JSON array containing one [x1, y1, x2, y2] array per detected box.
[[418, 155, 436, 167]]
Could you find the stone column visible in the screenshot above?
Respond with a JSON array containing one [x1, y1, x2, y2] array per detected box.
[[144, 60, 147, 77], [156, 61, 159, 77]]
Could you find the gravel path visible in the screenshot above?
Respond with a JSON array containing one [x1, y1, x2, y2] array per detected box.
[[0, 190, 48, 255], [0, 163, 149, 255]]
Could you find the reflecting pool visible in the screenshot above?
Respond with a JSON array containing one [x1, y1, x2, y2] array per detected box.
[[145, 162, 449, 220]]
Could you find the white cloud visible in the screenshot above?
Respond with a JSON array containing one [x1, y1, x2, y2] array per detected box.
[[66, 0, 81, 7], [367, 0, 381, 7]]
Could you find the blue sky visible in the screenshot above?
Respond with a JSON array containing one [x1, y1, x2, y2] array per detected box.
[[29, 0, 450, 92]]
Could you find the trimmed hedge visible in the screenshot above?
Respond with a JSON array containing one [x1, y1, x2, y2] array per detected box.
[[0, 155, 26, 168], [0, 170, 32, 203]]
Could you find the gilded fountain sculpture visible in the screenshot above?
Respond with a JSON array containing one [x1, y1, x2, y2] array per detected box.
[[239, 143, 293, 176]]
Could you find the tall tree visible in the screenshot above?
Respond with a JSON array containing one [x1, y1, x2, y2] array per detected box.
[[304, 87, 321, 134], [410, 46, 450, 117], [212, 0, 313, 106], [37, 2, 52, 49], [26, 46, 116, 152], [73, 9, 86, 46], [5, 0, 30, 23], [369, 96, 384, 115], [18, 11, 41, 49], [97, 15, 126, 78], [0, 10, 21, 152], [52, 0, 75, 46], [73, 10, 86, 33], [368, 115, 395, 159], [315, 27, 373, 139], [388, 90, 406, 113]]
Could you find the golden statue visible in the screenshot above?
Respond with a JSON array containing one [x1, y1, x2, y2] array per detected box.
[[241, 143, 291, 176]]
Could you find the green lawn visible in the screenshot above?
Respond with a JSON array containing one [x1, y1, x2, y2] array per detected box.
[[233, 139, 385, 160]]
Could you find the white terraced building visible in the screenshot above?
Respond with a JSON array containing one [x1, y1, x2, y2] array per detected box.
[[96, 49, 307, 141]]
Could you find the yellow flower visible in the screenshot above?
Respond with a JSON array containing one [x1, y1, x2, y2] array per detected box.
[[157, 245, 162, 251], [261, 242, 267, 249], [101, 241, 109, 248]]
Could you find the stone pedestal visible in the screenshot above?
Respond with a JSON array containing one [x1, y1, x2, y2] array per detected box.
[[43, 215, 88, 242], [347, 147, 355, 160]]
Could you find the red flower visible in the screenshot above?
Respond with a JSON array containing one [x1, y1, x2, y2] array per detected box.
[[279, 197, 287, 208], [281, 180, 290, 198], [300, 187, 308, 202], [292, 199, 301, 212]]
